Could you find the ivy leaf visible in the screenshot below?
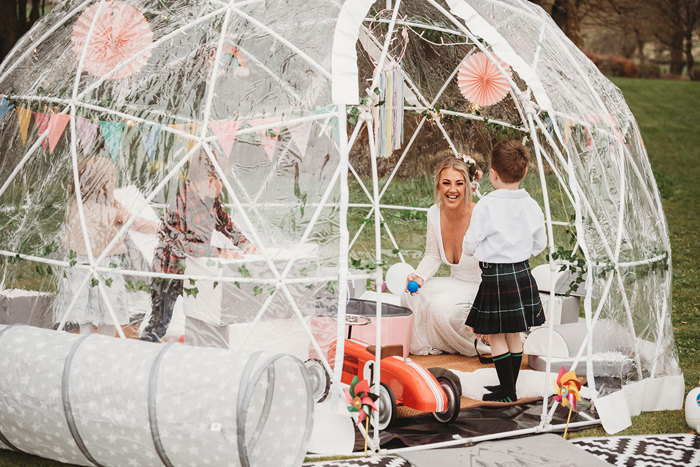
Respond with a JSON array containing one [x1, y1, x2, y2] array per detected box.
[[213, 281, 219, 289], [238, 265, 251, 278], [105, 278, 113, 287], [253, 285, 263, 296], [90, 278, 99, 288], [234, 281, 240, 289]]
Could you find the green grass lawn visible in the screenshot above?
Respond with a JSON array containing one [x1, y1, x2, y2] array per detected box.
[[567, 77, 700, 438], [1, 78, 698, 464]]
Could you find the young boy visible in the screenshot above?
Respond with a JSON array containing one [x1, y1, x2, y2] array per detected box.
[[463, 140, 547, 402], [140, 149, 255, 342]]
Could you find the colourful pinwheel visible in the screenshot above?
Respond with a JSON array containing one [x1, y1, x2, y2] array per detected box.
[[344, 376, 379, 426], [553, 366, 582, 411], [554, 366, 582, 439]]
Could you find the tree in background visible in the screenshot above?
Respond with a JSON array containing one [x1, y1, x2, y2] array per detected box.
[[530, 0, 585, 48], [0, 0, 46, 61]]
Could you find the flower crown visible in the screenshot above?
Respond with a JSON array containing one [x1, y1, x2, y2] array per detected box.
[[456, 153, 480, 188], [456, 153, 477, 168]]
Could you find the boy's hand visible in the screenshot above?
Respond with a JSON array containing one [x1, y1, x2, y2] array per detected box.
[[405, 273, 424, 295], [242, 243, 258, 255]]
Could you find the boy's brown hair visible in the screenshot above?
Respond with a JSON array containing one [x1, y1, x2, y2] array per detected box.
[[490, 140, 529, 183]]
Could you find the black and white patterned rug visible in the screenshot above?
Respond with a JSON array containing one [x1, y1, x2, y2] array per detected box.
[[571, 433, 700, 466], [303, 456, 412, 467]]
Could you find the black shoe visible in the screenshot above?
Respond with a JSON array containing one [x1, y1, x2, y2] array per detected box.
[[483, 390, 514, 402], [484, 352, 523, 393]]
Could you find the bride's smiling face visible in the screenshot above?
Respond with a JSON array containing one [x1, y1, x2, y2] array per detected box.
[[438, 168, 467, 207]]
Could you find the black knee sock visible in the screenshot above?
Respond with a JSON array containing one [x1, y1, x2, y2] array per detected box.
[[483, 352, 517, 402], [510, 351, 522, 387], [485, 351, 523, 393]]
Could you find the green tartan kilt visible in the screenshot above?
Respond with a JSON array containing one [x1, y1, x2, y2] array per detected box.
[[465, 260, 544, 334]]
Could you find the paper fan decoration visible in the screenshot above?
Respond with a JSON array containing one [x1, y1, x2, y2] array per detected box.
[[71, 1, 153, 79], [457, 52, 512, 107]]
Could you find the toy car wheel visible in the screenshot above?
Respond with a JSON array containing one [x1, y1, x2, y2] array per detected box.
[[371, 382, 396, 430], [428, 367, 462, 424], [304, 358, 330, 403]]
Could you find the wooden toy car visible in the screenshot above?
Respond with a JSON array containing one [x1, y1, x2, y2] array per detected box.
[[306, 314, 462, 429]]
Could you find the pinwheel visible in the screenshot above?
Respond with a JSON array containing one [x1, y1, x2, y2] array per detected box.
[[344, 376, 379, 454], [553, 366, 582, 438]]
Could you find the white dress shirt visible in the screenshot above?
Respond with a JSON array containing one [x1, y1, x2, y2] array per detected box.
[[463, 189, 546, 263]]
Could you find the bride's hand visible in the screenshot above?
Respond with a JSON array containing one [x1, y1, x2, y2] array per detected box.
[[405, 273, 424, 295]]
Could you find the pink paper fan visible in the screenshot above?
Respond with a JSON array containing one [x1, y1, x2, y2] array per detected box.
[[71, 1, 153, 79], [457, 52, 512, 107]]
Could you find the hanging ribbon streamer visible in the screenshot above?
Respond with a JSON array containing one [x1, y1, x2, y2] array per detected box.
[[139, 122, 163, 162], [76, 116, 99, 154], [99, 121, 125, 161], [374, 64, 404, 158]]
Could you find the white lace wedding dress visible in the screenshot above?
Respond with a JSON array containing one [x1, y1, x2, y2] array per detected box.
[[401, 204, 485, 356]]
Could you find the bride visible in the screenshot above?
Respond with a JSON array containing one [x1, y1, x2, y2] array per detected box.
[[402, 155, 489, 356]]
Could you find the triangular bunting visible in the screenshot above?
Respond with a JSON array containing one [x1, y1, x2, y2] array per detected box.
[[139, 122, 163, 162], [209, 120, 240, 158], [169, 122, 200, 153], [0, 98, 11, 123], [99, 121, 125, 161], [34, 112, 51, 152], [47, 114, 70, 154], [313, 106, 339, 143], [249, 117, 281, 161], [17, 107, 33, 146], [76, 116, 99, 154], [287, 120, 313, 157]]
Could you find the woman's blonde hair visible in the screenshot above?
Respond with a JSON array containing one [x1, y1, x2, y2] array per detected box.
[[72, 156, 116, 204], [433, 156, 478, 204]]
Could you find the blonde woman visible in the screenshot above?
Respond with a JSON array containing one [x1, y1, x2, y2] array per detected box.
[[401, 155, 489, 356]]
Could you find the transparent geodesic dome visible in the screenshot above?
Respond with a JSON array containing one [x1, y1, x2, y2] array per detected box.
[[0, 0, 683, 457]]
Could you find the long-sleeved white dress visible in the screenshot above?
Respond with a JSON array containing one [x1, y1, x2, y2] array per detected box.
[[400, 204, 485, 356]]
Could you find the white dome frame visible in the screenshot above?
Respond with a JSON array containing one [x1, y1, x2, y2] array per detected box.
[[0, 0, 682, 457]]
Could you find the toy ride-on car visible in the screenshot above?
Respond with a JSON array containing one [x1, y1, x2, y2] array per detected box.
[[306, 310, 462, 429]]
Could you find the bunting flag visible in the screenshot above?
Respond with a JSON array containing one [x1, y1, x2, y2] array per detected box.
[[287, 120, 313, 157], [47, 114, 70, 154], [249, 117, 281, 161], [76, 116, 99, 154], [0, 98, 11, 123], [209, 120, 240, 158], [99, 121, 125, 161], [139, 122, 163, 161], [314, 106, 339, 144], [34, 112, 51, 151], [169, 122, 199, 153], [17, 107, 33, 146]]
